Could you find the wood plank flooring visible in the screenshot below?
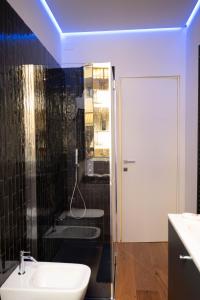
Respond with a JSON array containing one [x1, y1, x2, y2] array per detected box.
[[115, 242, 168, 300]]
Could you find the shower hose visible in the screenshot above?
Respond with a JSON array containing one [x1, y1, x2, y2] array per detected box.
[[69, 149, 86, 219]]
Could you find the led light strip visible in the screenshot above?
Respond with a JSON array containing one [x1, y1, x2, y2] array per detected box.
[[40, 0, 62, 34], [41, 0, 200, 36], [0, 33, 36, 41], [186, 0, 200, 27], [61, 27, 182, 37]]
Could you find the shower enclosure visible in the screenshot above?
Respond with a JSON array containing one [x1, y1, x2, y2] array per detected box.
[[36, 63, 115, 299]]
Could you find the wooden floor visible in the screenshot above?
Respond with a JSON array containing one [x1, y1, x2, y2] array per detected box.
[[115, 242, 168, 300]]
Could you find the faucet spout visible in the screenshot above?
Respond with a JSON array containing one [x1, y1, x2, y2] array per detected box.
[[18, 250, 37, 275], [26, 256, 37, 263]]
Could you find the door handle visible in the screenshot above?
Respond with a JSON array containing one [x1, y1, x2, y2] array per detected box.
[[179, 255, 192, 260], [123, 160, 136, 164]]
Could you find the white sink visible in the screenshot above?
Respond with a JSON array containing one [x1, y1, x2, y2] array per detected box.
[[185, 220, 200, 240], [182, 213, 200, 220], [0, 262, 91, 300]]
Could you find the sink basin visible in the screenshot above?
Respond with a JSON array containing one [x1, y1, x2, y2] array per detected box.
[[186, 221, 200, 239], [182, 213, 200, 220], [0, 262, 91, 300]]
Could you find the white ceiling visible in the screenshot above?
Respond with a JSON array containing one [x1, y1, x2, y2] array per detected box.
[[46, 0, 197, 33]]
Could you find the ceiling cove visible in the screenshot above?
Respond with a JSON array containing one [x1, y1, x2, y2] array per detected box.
[[40, 0, 200, 36]]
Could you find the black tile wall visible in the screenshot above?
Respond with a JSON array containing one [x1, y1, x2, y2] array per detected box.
[[36, 68, 66, 261], [37, 68, 85, 261], [63, 68, 85, 198], [0, 0, 59, 285]]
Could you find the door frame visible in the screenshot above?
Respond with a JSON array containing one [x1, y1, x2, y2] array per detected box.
[[116, 75, 185, 242]]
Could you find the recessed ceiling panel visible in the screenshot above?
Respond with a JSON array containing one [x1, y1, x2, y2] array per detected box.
[[46, 0, 197, 33]]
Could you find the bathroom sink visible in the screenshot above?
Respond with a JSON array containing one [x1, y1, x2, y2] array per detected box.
[[0, 262, 91, 300], [186, 221, 200, 239], [180, 214, 200, 243], [182, 213, 200, 220]]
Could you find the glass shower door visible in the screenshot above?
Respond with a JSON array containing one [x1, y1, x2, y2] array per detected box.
[[36, 64, 115, 300]]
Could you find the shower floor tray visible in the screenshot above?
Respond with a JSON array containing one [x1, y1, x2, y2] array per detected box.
[[45, 225, 101, 240]]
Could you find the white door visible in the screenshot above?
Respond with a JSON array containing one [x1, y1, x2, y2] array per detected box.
[[121, 77, 178, 242]]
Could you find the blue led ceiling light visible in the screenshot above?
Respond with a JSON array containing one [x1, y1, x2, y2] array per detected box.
[[40, 0, 200, 36], [0, 33, 37, 41], [61, 27, 182, 36], [40, 0, 62, 34], [186, 0, 200, 27]]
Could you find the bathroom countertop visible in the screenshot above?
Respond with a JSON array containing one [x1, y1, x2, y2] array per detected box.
[[168, 214, 200, 272]]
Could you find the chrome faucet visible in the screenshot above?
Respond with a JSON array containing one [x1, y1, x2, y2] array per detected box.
[[18, 250, 37, 275]]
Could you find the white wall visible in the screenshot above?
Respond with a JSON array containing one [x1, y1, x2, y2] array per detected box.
[[7, 0, 61, 65], [185, 9, 200, 212], [61, 30, 187, 239], [62, 31, 186, 77]]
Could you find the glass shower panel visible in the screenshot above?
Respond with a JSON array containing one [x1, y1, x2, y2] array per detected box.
[[37, 65, 113, 300]]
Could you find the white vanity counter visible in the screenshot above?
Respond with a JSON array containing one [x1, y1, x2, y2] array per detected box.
[[168, 213, 200, 272]]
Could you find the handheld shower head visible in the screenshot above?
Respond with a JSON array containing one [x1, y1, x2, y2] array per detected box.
[[75, 149, 79, 166], [70, 148, 86, 219]]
